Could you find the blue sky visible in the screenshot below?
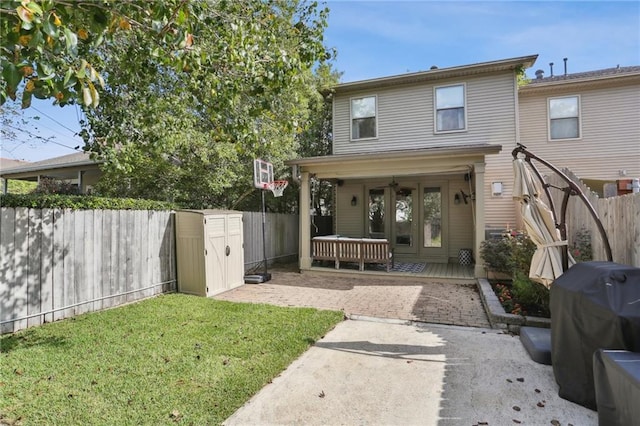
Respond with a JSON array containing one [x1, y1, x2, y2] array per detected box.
[[2, 0, 639, 162]]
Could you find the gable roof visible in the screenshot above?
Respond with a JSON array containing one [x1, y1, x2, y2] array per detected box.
[[0, 158, 30, 170], [331, 54, 538, 95], [0, 152, 103, 183], [0, 152, 99, 176]]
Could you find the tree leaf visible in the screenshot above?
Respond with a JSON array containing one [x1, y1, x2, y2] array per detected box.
[[63, 27, 78, 55], [21, 90, 32, 109], [89, 82, 99, 107], [42, 16, 58, 37], [82, 86, 92, 106]]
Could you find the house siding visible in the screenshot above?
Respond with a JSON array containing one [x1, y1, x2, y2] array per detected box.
[[336, 183, 364, 237], [447, 177, 475, 261], [519, 84, 640, 182], [333, 72, 518, 155]]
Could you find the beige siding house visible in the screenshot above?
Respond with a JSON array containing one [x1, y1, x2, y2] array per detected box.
[[287, 55, 538, 277], [287, 56, 639, 278], [518, 66, 640, 196]]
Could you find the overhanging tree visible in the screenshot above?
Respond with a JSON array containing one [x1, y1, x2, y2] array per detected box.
[[1, 1, 336, 210], [80, 0, 333, 209]]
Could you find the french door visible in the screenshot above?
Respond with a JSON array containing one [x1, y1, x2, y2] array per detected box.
[[367, 182, 447, 261]]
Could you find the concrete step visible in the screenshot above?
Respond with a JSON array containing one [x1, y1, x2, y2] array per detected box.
[[520, 326, 552, 365]]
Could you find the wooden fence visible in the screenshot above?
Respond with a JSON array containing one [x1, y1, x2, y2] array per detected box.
[[0, 209, 299, 334], [546, 170, 640, 267], [1, 208, 176, 334], [242, 211, 299, 271]]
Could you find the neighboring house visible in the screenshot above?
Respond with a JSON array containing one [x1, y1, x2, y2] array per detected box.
[[518, 65, 640, 197], [286, 55, 640, 278], [0, 152, 102, 194], [287, 55, 539, 276]]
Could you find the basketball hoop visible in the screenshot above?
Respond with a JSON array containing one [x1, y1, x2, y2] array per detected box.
[[269, 180, 288, 197]]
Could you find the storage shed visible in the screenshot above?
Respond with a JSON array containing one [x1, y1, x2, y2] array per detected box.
[[175, 210, 244, 297]]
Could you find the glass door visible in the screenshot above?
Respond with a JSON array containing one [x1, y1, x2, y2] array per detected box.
[[394, 186, 417, 254], [421, 185, 447, 263], [368, 188, 386, 239], [423, 187, 442, 248]]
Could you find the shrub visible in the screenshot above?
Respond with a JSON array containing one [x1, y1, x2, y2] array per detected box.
[[0, 193, 177, 211], [35, 177, 78, 195], [571, 226, 592, 262], [480, 231, 535, 277], [480, 237, 514, 274], [512, 271, 550, 316]]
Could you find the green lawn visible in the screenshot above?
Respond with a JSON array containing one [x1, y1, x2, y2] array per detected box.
[[0, 294, 344, 425]]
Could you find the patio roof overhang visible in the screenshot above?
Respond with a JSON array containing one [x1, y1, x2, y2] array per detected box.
[[285, 144, 502, 179]]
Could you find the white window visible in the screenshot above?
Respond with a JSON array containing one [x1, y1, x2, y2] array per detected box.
[[351, 96, 377, 140], [435, 84, 466, 132], [548, 95, 580, 140]]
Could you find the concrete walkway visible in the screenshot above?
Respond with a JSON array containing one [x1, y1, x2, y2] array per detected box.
[[217, 267, 596, 425], [224, 319, 597, 425]]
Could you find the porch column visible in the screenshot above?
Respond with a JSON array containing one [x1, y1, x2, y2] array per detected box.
[[473, 162, 486, 277], [77, 170, 85, 194], [2, 178, 7, 194], [299, 171, 312, 269]]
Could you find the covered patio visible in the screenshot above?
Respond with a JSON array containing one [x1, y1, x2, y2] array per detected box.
[[286, 144, 502, 278]]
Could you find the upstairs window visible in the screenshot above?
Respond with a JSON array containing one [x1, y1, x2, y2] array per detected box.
[[351, 96, 377, 140], [549, 95, 580, 140], [435, 84, 466, 132]]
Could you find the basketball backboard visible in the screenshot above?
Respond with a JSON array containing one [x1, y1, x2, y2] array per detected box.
[[253, 159, 274, 189]]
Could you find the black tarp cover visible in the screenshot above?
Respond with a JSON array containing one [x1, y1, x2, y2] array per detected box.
[[550, 261, 640, 410]]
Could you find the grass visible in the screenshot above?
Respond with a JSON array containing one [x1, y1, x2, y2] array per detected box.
[[0, 294, 344, 425]]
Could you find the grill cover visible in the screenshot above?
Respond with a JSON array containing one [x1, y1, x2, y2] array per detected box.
[[550, 261, 640, 410]]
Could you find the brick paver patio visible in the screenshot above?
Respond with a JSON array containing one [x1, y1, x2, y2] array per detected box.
[[215, 265, 491, 328]]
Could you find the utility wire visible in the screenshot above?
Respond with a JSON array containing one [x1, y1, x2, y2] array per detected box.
[[4, 123, 81, 152], [32, 105, 80, 135]]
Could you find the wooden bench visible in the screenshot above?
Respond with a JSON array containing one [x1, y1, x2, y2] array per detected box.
[[312, 236, 391, 272]]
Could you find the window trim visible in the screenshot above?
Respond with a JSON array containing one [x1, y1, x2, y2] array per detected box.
[[547, 94, 582, 141], [433, 83, 467, 134], [349, 95, 378, 141]]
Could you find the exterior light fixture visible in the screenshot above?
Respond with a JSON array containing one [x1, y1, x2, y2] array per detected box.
[[454, 193, 461, 205], [351, 195, 357, 206], [492, 182, 503, 196]]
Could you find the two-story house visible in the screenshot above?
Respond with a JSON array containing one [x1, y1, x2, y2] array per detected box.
[[518, 65, 640, 197], [287, 55, 539, 277]]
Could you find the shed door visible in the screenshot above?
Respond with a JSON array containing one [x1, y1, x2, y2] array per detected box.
[[226, 215, 244, 289], [205, 216, 226, 296]]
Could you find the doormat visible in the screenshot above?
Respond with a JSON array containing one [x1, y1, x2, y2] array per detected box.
[[369, 262, 426, 273]]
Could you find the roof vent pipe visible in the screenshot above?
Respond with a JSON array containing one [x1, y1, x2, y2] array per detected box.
[[563, 58, 568, 76], [549, 62, 554, 77], [535, 69, 544, 79]]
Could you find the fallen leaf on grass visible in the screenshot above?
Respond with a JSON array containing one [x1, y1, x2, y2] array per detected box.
[[170, 410, 182, 422], [550, 420, 560, 426], [513, 420, 522, 424], [512, 406, 521, 411], [537, 401, 545, 408], [516, 377, 524, 382], [318, 390, 325, 398], [535, 388, 541, 393], [506, 378, 513, 383]]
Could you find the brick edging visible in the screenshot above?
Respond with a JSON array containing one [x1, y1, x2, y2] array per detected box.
[[477, 278, 551, 331]]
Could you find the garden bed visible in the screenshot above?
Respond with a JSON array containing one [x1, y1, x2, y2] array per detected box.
[[490, 280, 550, 319]]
